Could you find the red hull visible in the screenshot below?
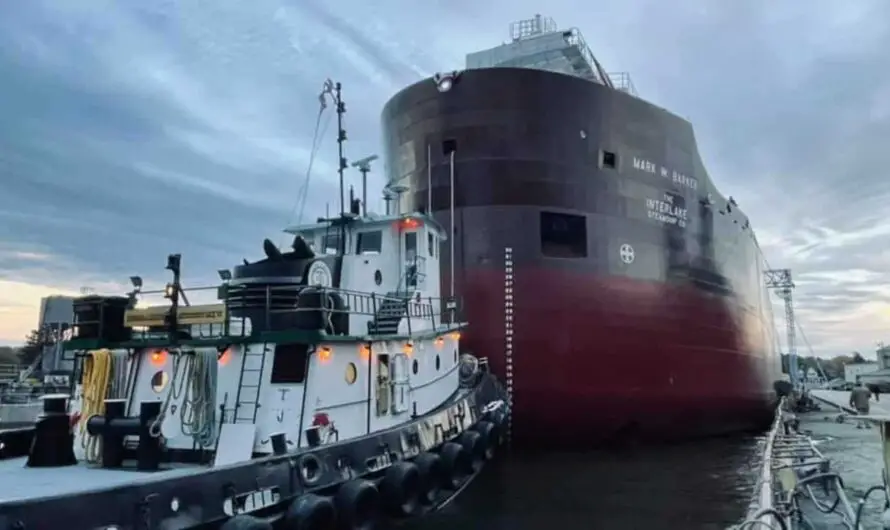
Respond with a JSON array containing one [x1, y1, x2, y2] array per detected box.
[[457, 266, 778, 446]]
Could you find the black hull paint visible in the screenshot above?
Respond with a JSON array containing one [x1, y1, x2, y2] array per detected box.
[[381, 67, 782, 444], [0, 374, 508, 529]]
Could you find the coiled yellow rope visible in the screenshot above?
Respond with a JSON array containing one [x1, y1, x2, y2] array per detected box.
[[79, 349, 113, 463]]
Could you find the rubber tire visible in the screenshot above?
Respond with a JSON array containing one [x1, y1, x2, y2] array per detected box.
[[284, 493, 336, 530], [457, 430, 486, 471], [438, 441, 471, 489], [472, 420, 500, 459], [333, 479, 379, 530], [413, 452, 444, 504], [378, 461, 421, 517], [219, 514, 272, 530]]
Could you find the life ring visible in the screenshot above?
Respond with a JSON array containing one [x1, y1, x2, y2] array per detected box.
[[298, 453, 324, 486], [219, 514, 272, 530], [471, 420, 500, 459], [378, 461, 421, 516], [283, 493, 335, 530], [333, 479, 379, 530], [413, 452, 445, 504], [456, 430, 486, 472], [438, 441, 471, 489]]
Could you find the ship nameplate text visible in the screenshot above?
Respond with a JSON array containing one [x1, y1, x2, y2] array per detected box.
[[632, 156, 698, 191], [646, 192, 688, 229]]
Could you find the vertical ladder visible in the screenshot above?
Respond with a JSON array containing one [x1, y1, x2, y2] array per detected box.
[[233, 343, 270, 424]]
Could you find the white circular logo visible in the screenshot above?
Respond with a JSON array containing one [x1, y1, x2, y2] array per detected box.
[[619, 244, 635, 264], [306, 261, 333, 287]]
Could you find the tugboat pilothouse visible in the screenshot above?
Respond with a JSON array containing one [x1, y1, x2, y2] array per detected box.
[[0, 82, 509, 530]]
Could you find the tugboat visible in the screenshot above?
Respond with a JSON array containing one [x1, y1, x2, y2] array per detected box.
[[0, 81, 510, 530]]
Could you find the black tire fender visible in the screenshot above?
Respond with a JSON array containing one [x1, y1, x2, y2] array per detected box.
[[471, 420, 500, 459], [333, 479, 379, 530], [378, 460, 421, 517], [413, 452, 444, 503], [438, 441, 471, 489], [456, 430, 485, 472], [283, 493, 336, 530]]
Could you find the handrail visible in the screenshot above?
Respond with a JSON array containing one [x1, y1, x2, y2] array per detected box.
[[734, 396, 881, 529], [64, 283, 464, 349], [746, 398, 783, 529]]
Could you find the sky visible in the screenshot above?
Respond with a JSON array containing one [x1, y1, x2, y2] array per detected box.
[[1, 0, 889, 358]]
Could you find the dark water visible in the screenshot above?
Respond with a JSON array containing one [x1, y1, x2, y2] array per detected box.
[[409, 436, 765, 530]]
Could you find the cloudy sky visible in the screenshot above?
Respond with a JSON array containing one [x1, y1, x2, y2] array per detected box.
[[1, 0, 889, 358]]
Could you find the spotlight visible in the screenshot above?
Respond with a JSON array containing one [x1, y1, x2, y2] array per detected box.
[[166, 254, 181, 273], [433, 71, 461, 93]]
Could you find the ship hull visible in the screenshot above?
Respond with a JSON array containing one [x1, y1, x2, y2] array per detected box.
[[381, 67, 782, 447], [458, 265, 776, 446]]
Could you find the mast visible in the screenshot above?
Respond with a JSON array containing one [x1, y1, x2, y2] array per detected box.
[[322, 79, 349, 254]]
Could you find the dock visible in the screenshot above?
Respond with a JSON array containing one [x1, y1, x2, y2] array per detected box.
[[809, 389, 890, 415], [733, 397, 890, 529]]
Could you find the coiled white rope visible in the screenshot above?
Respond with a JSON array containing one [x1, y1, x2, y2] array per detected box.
[[149, 350, 218, 447]]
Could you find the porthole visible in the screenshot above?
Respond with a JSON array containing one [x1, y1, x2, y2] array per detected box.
[[374, 270, 382, 286], [345, 362, 358, 385], [412, 359, 419, 375], [435, 355, 441, 371], [151, 370, 169, 393]]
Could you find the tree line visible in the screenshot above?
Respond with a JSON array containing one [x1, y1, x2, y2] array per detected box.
[[781, 351, 870, 380], [0, 329, 47, 366]]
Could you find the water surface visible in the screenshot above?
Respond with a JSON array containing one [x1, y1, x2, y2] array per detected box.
[[409, 435, 765, 529]]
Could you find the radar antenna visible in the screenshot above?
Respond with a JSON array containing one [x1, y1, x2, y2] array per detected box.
[[351, 154, 379, 216]]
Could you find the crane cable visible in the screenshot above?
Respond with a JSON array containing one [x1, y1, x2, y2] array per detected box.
[[79, 349, 114, 464]]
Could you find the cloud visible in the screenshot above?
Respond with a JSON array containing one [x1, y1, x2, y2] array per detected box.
[[1, 0, 889, 360]]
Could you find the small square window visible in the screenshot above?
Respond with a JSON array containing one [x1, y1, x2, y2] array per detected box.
[[602, 151, 617, 169]]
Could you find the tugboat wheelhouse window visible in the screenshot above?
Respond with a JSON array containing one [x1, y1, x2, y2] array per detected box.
[[540, 211, 588, 258], [356, 231, 382, 254], [271, 342, 309, 384], [322, 233, 340, 255]]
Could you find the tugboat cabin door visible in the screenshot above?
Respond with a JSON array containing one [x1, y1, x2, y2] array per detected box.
[[390, 353, 410, 414], [401, 228, 419, 292]]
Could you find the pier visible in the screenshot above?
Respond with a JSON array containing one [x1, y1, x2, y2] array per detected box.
[[809, 389, 890, 416], [734, 397, 890, 529]]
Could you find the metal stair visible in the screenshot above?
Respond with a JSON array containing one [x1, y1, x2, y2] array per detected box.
[[233, 343, 269, 424], [368, 293, 408, 335]]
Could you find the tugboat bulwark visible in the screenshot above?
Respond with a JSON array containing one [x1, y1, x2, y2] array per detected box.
[[0, 211, 509, 530]]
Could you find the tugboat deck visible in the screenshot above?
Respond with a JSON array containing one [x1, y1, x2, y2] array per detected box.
[[0, 384, 481, 504], [0, 457, 200, 503]]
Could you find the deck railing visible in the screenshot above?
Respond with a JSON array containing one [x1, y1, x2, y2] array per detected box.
[[65, 283, 463, 349]]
